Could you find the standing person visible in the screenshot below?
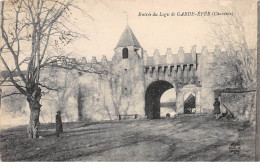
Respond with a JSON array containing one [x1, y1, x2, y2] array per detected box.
[[56, 111, 63, 137], [213, 98, 221, 119]]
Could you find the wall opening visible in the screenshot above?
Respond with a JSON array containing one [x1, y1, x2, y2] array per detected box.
[[122, 48, 128, 59], [145, 80, 174, 119], [160, 88, 176, 118], [184, 92, 196, 114]]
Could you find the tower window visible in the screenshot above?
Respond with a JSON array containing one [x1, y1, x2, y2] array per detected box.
[[123, 48, 128, 59]]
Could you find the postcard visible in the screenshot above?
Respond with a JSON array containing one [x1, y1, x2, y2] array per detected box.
[[0, 0, 258, 162]]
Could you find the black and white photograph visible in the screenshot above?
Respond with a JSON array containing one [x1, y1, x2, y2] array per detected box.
[[0, 0, 259, 162]]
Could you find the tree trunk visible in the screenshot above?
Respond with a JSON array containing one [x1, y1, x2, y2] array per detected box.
[[78, 86, 83, 121], [27, 87, 42, 139]]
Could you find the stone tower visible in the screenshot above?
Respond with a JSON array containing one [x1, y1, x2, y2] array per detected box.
[[111, 25, 145, 116], [113, 25, 143, 65]]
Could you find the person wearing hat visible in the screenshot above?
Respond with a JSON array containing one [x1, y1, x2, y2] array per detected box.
[[213, 98, 221, 119], [56, 111, 63, 137]]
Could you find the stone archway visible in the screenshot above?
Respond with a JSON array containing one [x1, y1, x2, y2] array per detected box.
[[145, 80, 174, 119], [176, 85, 202, 114]]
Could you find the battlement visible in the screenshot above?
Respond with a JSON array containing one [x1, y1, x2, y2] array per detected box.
[[143, 45, 239, 67], [49, 45, 241, 70], [144, 45, 197, 66], [50, 55, 113, 68]]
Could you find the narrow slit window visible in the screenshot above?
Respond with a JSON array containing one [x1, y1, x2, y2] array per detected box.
[[123, 48, 128, 59]]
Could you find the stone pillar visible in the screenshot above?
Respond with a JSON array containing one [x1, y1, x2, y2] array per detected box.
[[189, 65, 195, 84], [144, 67, 149, 86], [183, 65, 188, 84], [165, 66, 171, 82], [187, 65, 191, 84], [176, 90, 184, 114], [158, 66, 164, 80], [193, 64, 198, 84], [200, 88, 215, 113], [178, 65, 184, 83], [195, 91, 201, 113], [148, 67, 152, 78], [153, 66, 159, 81], [173, 66, 177, 83]]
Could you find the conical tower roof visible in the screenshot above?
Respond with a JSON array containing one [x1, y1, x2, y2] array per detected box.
[[116, 25, 141, 48]]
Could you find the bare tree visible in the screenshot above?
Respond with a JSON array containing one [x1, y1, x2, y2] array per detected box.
[[0, 0, 86, 138], [206, 6, 256, 89]]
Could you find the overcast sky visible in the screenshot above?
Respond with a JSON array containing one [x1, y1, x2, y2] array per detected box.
[[66, 0, 257, 62], [0, 0, 257, 68]]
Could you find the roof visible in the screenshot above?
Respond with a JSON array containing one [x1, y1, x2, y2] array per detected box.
[[214, 88, 256, 93], [116, 25, 141, 48]]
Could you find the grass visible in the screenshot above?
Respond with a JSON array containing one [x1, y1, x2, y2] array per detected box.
[[0, 114, 255, 161]]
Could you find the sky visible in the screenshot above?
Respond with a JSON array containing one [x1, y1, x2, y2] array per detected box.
[[66, 0, 257, 62], [0, 0, 257, 68]]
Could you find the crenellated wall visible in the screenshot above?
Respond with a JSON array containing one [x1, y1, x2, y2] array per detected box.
[[50, 54, 112, 69], [144, 46, 200, 88], [144, 46, 197, 66], [47, 45, 240, 120]]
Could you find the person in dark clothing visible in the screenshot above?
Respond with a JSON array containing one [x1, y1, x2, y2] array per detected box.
[[56, 111, 63, 137], [213, 98, 221, 119]]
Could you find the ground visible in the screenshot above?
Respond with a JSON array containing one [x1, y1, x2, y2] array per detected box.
[[0, 114, 255, 161]]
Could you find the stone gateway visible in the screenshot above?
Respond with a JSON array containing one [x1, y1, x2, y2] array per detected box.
[[51, 25, 225, 121]]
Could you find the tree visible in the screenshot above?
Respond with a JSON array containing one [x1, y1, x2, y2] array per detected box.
[[205, 2, 257, 125], [0, 0, 85, 138], [206, 4, 256, 89]]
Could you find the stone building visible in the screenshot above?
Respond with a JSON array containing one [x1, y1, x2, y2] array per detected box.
[[49, 25, 240, 121], [0, 25, 256, 124]]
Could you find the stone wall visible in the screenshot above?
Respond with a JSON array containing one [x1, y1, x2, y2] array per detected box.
[[220, 91, 256, 123], [3, 45, 255, 123]]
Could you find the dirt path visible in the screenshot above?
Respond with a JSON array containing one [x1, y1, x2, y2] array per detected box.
[[0, 114, 255, 161]]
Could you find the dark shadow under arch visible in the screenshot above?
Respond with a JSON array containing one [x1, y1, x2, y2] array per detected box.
[[184, 93, 196, 114], [145, 80, 174, 119]]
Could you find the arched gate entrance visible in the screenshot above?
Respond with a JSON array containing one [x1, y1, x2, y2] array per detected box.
[[145, 80, 174, 119]]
